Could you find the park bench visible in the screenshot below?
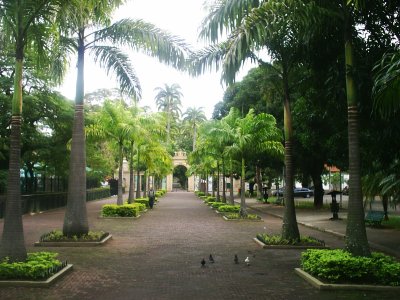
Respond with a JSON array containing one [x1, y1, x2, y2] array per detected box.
[[365, 210, 385, 227]]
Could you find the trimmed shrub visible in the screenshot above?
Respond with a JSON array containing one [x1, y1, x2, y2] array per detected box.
[[206, 196, 216, 202], [102, 204, 140, 217], [211, 202, 227, 209], [301, 249, 400, 286], [225, 213, 260, 220], [196, 191, 205, 197], [0, 252, 64, 280], [134, 197, 150, 208], [218, 205, 240, 213]]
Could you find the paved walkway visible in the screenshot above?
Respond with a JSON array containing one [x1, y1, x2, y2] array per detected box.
[[0, 192, 398, 300]]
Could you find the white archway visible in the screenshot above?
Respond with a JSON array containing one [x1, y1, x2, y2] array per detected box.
[[166, 151, 195, 192]]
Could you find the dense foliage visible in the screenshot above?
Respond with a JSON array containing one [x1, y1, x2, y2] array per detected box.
[[301, 249, 400, 286]]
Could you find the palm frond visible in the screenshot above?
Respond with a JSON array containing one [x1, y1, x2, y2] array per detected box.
[[93, 18, 192, 70], [90, 45, 141, 99]]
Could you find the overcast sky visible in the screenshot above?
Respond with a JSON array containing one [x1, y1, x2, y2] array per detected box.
[[57, 0, 255, 118]]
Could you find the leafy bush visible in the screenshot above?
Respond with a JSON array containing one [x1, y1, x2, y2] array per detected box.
[[196, 191, 205, 197], [218, 205, 240, 213], [0, 252, 64, 280], [134, 197, 150, 208], [211, 202, 227, 209], [225, 213, 260, 220], [206, 196, 216, 202], [102, 204, 140, 217], [257, 234, 325, 246], [40, 230, 108, 242], [301, 249, 400, 286]]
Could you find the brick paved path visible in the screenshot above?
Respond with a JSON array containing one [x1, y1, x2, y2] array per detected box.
[[0, 192, 397, 299]]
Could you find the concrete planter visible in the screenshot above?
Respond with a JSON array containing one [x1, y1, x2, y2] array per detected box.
[[0, 264, 73, 287], [295, 268, 400, 291], [34, 233, 112, 247], [223, 215, 263, 221]]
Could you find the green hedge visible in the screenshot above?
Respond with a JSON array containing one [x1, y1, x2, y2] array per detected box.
[[217, 205, 240, 213], [301, 249, 400, 286], [134, 197, 150, 208], [211, 202, 227, 209], [0, 252, 64, 280], [102, 204, 140, 217], [195, 191, 205, 197]]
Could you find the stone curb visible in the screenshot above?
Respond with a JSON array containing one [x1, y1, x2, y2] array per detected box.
[[0, 264, 73, 287], [253, 238, 327, 249], [294, 268, 400, 291], [34, 234, 112, 247]]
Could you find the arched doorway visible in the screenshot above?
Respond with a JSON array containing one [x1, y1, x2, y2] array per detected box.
[[173, 165, 188, 190], [166, 151, 195, 192]]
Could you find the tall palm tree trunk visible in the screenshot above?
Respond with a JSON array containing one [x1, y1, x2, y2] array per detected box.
[[239, 157, 247, 217], [216, 161, 220, 201], [0, 56, 27, 261], [63, 37, 89, 237], [117, 143, 124, 205], [281, 67, 300, 241], [256, 164, 262, 199], [128, 144, 135, 203], [136, 147, 141, 198], [222, 158, 226, 203], [229, 160, 234, 205], [344, 16, 370, 255]]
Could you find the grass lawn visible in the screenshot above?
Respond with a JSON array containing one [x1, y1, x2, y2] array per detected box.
[[383, 215, 400, 230]]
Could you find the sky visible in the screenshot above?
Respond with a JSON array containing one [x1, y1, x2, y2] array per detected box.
[[57, 0, 256, 119]]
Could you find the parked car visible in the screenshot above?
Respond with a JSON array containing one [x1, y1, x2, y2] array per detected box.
[[273, 187, 314, 198]]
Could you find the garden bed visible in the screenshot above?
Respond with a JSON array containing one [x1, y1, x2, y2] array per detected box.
[[297, 249, 400, 290], [0, 252, 73, 287], [254, 234, 326, 249], [35, 230, 112, 247], [223, 213, 262, 221]]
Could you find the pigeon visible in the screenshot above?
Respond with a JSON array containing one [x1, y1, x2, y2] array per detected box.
[[245, 256, 250, 266], [209, 254, 215, 263], [201, 258, 206, 267], [234, 254, 239, 264]]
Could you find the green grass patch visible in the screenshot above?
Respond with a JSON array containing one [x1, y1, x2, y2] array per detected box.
[[383, 215, 400, 230], [301, 249, 400, 286], [39, 230, 108, 242], [210, 202, 227, 209], [0, 252, 66, 280], [257, 233, 325, 246]]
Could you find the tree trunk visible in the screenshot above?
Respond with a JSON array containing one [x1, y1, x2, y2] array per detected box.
[[63, 35, 89, 237], [239, 157, 247, 217], [344, 11, 370, 256], [229, 160, 234, 205], [382, 196, 389, 220], [222, 158, 226, 203], [281, 65, 300, 241], [128, 143, 135, 203], [256, 164, 262, 199], [311, 169, 324, 209], [117, 143, 124, 205], [216, 161, 220, 201], [136, 147, 141, 198]]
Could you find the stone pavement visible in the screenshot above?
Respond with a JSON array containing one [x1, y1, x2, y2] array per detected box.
[[0, 192, 398, 300]]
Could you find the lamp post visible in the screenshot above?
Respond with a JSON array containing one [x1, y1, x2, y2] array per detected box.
[[327, 190, 342, 220]]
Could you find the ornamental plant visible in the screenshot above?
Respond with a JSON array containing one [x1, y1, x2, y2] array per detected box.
[[218, 205, 240, 213], [301, 249, 400, 286], [257, 234, 324, 246], [102, 204, 140, 217], [39, 230, 108, 242]]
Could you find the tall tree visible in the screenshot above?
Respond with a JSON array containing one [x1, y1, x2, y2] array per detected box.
[[0, 0, 60, 262], [154, 83, 183, 145], [183, 106, 207, 151], [57, 1, 191, 237]]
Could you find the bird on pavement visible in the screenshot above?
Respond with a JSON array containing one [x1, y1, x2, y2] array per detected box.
[[245, 256, 250, 266], [201, 258, 206, 267], [209, 254, 215, 263], [234, 254, 239, 264]]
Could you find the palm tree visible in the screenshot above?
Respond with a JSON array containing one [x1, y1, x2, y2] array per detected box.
[[183, 106, 207, 151], [190, 0, 306, 240], [223, 108, 283, 216], [0, 0, 60, 262], [154, 83, 183, 144], [57, 1, 191, 237]]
